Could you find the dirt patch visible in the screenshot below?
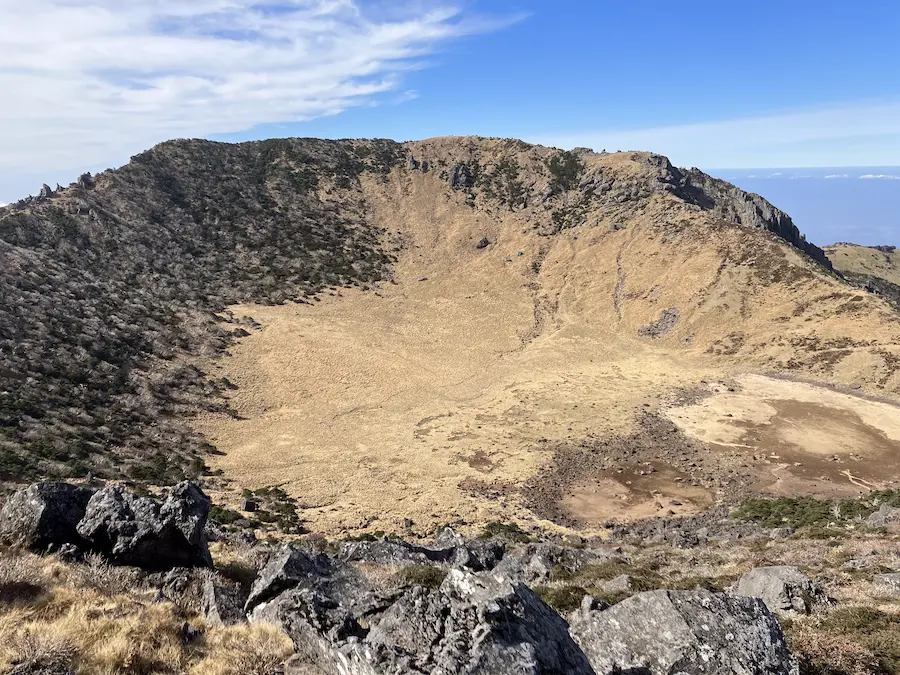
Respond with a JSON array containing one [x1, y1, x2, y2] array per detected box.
[[562, 464, 713, 524], [668, 374, 900, 498], [521, 414, 755, 528]]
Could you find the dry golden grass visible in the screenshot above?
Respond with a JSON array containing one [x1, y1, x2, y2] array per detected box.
[[196, 151, 900, 538], [825, 243, 900, 286], [0, 547, 294, 675]]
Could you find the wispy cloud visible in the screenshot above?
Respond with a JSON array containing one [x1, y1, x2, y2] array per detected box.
[[859, 174, 900, 180], [824, 174, 849, 179], [0, 1, 515, 175], [534, 101, 900, 169]]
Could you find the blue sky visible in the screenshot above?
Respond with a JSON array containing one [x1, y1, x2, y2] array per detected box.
[[1, 0, 898, 244], [216, 0, 900, 168]]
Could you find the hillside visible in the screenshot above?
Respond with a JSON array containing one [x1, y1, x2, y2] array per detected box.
[[825, 242, 900, 308], [2, 136, 900, 538]]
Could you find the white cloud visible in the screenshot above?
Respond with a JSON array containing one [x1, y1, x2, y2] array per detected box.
[[534, 101, 900, 169], [824, 174, 849, 179], [0, 1, 514, 175], [859, 174, 900, 180]]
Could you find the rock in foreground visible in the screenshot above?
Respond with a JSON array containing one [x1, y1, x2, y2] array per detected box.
[[0, 481, 213, 571], [255, 566, 594, 675], [0, 482, 93, 551], [568, 589, 797, 675], [76, 482, 213, 570]]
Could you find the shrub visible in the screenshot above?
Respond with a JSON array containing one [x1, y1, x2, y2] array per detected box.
[[535, 585, 587, 612], [396, 565, 447, 590], [479, 521, 531, 543]]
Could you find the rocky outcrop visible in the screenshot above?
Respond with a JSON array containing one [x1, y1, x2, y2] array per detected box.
[[338, 534, 504, 573], [0, 481, 213, 571], [494, 542, 620, 585], [572, 152, 829, 267], [0, 482, 93, 551], [840, 271, 900, 310], [865, 503, 900, 528], [679, 168, 830, 268], [76, 481, 213, 571], [202, 574, 247, 627], [254, 567, 594, 675], [245, 544, 332, 612], [449, 163, 475, 190], [568, 589, 798, 674], [729, 566, 830, 616]]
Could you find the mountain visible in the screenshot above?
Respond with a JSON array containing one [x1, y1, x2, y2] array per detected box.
[[2, 136, 899, 538]]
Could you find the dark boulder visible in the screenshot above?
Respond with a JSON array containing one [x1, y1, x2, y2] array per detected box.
[[0, 483, 93, 552], [254, 567, 594, 674], [449, 163, 475, 190], [476, 236, 490, 249], [245, 544, 332, 613], [435, 527, 506, 571], [202, 574, 247, 626], [568, 589, 797, 674], [76, 481, 213, 571]]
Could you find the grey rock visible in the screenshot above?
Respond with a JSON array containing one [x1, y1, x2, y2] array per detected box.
[[449, 163, 475, 190], [599, 574, 634, 594], [256, 567, 593, 674], [245, 544, 332, 612], [407, 155, 419, 171], [38, 184, 53, 199], [76, 481, 213, 571], [202, 574, 247, 626], [639, 307, 680, 338], [730, 566, 830, 616], [338, 536, 504, 573], [873, 573, 900, 595], [434, 528, 506, 571], [493, 543, 617, 585], [0, 483, 94, 552], [241, 499, 259, 513], [864, 503, 900, 528], [475, 236, 490, 249], [451, 538, 505, 572], [569, 589, 798, 674], [338, 538, 453, 566]]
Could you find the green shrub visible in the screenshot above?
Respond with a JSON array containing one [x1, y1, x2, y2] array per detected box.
[[396, 565, 447, 590], [479, 521, 531, 543], [735, 491, 900, 530], [535, 585, 587, 612], [209, 505, 242, 526], [545, 151, 584, 194]]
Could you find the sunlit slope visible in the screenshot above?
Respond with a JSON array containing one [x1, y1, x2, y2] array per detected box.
[[197, 142, 900, 536]]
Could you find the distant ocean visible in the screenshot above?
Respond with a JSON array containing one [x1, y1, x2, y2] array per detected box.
[[711, 168, 900, 248]]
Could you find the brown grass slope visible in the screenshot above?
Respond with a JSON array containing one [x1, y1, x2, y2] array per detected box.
[[193, 137, 900, 536], [826, 243, 900, 286]]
